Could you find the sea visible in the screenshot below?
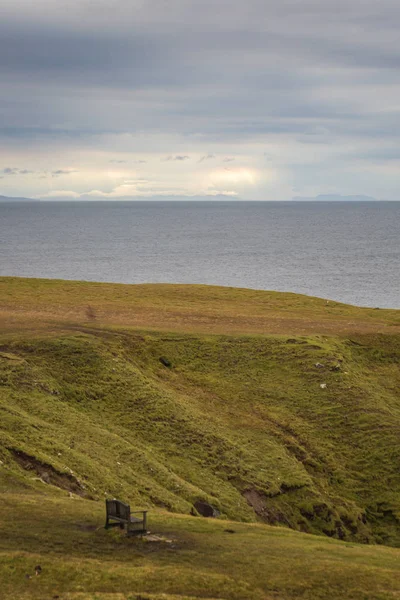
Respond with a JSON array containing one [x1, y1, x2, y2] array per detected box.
[[0, 201, 399, 309]]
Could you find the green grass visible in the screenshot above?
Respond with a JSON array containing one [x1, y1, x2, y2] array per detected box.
[[1, 492, 400, 600], [0, 277, 400, 599]]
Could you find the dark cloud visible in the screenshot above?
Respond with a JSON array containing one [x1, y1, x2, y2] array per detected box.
[[162, 155, 190, 162], [343, 147, 400, 162], [198, 154, 215, 163], [2, 167, 33, 175], [51, 169, 77, 177], [1, 167, 76, 178], [0, 0, 400, 198]]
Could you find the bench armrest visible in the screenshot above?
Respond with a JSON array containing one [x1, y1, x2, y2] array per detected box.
[[131, 510, 147, 514]]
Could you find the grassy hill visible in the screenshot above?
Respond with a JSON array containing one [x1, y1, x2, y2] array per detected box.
[[0, 277, 400, 599]]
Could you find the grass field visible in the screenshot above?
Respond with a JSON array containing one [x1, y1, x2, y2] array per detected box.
[[0, 277, 399, 599], [1, 492, 400, 600]]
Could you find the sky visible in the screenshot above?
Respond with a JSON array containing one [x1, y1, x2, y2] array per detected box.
[[1, 0, 399, 201]]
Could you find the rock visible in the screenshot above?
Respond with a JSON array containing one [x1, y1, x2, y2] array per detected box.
[[159, 357, 172, 368], [193, 500, 220, 518], [35, 565, 42, 576], [144, 534, 173, 543], [41, 472, 50, 484], [315, 362, 325, 368], [331, 364, 341, 371], [320, 383, 327, 389]]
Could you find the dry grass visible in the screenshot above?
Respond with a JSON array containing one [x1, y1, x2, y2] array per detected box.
[[1, 276, 399, 337]]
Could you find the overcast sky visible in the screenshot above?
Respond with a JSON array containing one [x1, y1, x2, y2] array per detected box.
[[1, 0, 399, 200]]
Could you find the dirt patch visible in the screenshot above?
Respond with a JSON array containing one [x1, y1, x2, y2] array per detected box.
[[0, 351, 24, 363], [243, 489, 290, 526], [243, 489, 268, 515], [75, 523, 98, 532], [10, 449, 90, 498]]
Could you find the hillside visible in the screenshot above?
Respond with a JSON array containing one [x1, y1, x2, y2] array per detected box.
[[0, 277, 400, 599]]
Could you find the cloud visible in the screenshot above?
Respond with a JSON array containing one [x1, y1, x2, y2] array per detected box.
[[51, 169, 77, 177], [162, 155, 190, 162], [204, 189, 238, 197], [2, 167, 33, 175], [40, 190, 80, 198], [1, 0, 400, 199], [109, 159, 127, 164], [210, 168, 258, 186], [1, 167, 76, 178]]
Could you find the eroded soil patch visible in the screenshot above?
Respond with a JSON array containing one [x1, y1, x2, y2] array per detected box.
[[10, 449, 89, 497]]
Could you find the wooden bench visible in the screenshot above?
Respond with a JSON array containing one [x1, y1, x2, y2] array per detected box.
[[105, 499, 147, 536]]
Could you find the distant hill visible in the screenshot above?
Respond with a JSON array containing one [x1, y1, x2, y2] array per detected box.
[[292, 194, 379, 202], [1, 194, 243, 202], [1, 193, 389, 202], [0, 194, 36, 202]]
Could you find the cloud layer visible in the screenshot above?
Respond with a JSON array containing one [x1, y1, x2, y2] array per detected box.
[[1, 0, 400, 199]]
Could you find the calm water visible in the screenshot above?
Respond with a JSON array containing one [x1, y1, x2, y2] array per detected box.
[[0, 201, 399, 308]]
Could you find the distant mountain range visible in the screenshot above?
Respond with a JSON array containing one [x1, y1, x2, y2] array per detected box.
[[292, 194, 379, 202], [0, 193, 388, 202], [0, 194, 37, 202], [0, 194, 240, 202]]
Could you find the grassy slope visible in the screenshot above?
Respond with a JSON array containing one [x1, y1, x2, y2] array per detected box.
[[1, 277, 400, 599], [1, 492, 400, 600]]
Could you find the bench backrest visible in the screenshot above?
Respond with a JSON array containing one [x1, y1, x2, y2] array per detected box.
[[106, 499, 130, 521]]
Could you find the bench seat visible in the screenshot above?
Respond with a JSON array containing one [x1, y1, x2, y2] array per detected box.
[[105, 500, 147, 536], [130, 515, 143, 523]]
